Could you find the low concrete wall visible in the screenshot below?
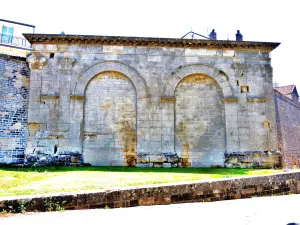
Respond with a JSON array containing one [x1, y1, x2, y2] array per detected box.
[[0, 171, 299, 212]]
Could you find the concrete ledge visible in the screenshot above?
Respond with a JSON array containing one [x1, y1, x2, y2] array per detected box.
[[0, 171, 299, 212]]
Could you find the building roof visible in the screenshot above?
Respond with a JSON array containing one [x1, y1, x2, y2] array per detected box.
[[23, 33, 280, 50], [274, 85, 296, 95]]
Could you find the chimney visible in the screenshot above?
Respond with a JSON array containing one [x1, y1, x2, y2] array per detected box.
[[236, 30, 243, 41], [209, 29, 217, 40]]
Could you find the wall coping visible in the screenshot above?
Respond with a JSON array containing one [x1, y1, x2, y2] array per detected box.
[[23, 34, 280, 51], [274, 90, 300, 108]]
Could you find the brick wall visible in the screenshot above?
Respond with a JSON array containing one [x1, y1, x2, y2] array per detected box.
[[274, 90, 300, 168], [0, 54, 29, 164]]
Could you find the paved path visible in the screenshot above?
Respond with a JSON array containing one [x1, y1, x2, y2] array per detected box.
[[1, 194, 300, 225]]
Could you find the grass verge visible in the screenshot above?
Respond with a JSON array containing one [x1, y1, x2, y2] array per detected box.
[[0, 166, 282, 197]]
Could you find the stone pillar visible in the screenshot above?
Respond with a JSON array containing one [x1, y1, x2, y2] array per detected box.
[[238, 91, 250, 151], [69, 95, 84, 153], [136, 96, 178, 168], [265, 70, 278, 150], [149, 97, 162, 154], [136, 98, 150, 166], [223, 98, 239, 153], [161, 97, 175, 153], [136, 98, 150, 152], [26, 57, 46, 155]]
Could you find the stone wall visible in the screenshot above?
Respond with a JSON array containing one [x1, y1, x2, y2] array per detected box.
[[0, 171, 299, 212], [274, 90, 300, 168], [0, 54, 29, 164], [23, 37, 280, 167]]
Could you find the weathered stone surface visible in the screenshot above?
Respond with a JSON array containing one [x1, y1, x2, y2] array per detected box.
[[25, 152, 83, 166], [82, 71, 136, 166], [26, 55, 47, 70], [1, 34, 281, 167], [225, 151, 281, 168], [175, 74, 226, 167]]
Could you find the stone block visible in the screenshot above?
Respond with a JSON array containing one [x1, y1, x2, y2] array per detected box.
[[150, 154, 166, 163], [166, 153, 179, 163], [163, 163, 171, 168], [136, 163, 151, 168], [153, 163, 163, 168], [136, 153, 150, 163], [139, 197, 154, 206], [223, 50, 235, 57]]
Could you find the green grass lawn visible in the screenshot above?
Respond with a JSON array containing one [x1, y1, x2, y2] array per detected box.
[[0, 166, 282, 197]]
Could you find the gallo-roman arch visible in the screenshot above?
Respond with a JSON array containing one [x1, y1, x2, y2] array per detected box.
[[24, 34, 281, 168], [72, 61, 148, 166], [161, 65, 234, 167]]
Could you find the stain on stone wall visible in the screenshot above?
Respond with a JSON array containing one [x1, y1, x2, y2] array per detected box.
[[120, 120, 136, 166], [83, 71, 136, 166], [0, 54, 29, 164], [176, 122, 190, 167], [175, 74, 226, 167], [274, 91, 300, 168], [28, 123, 40, 137]]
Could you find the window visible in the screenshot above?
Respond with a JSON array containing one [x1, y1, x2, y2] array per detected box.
[[1, 25, 14, 43]]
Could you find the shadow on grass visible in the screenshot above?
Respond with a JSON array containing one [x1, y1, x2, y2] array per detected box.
[[0, 165, 277, 176]]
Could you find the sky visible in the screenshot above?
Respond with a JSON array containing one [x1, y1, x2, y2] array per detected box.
[[2, 0, 299, 88]]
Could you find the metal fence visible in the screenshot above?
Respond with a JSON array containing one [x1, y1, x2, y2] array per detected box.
[[0, 33, 31, 49]]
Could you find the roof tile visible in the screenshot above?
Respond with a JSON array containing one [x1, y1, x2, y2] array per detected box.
[[274, 85, 295, 95]]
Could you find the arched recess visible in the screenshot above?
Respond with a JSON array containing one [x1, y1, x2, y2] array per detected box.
[[72, 61, 148, 98], [175, 74, 226, 167], [163, 64, 234, 98], [69, 61, 149, 166], [83, 71, 137, 166], [161, 64, 236, 167]]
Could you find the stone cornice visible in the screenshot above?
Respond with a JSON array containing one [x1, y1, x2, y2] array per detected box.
[[23, 34, 280, 51]]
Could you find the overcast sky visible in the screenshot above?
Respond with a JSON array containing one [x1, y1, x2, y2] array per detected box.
[[2, 0, 299, 88]]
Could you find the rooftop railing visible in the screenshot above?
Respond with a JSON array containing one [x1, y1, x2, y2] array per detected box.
[[0, 33, 31, 49]]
